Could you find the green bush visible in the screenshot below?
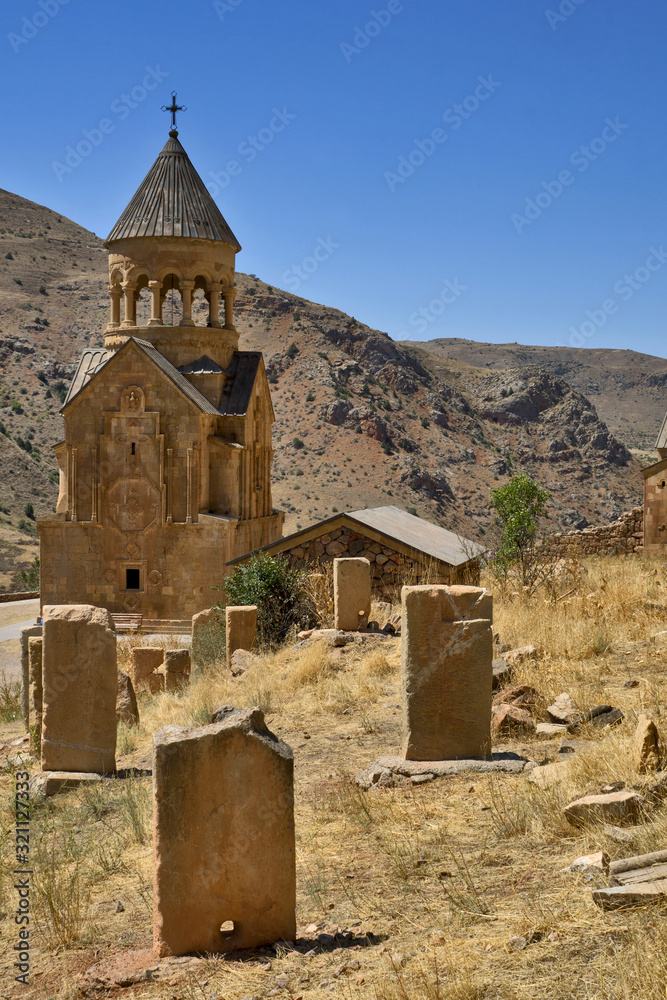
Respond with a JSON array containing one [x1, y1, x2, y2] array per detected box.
[[490, 473, 550, 591], [218, 554, 317, 647]]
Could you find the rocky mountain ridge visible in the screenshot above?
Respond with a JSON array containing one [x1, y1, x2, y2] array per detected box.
[[0, 188, 647, 586]]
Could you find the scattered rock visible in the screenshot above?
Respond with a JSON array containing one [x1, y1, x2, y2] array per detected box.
[[547, 693, 578, 724], [230, 648, 258, 677], [492, 658, 513, 690], [564, 790, 647, 827], [569, 851, 609, 874], [603, 825, 635, 845], [593, 881, 667, 910], [504, 645, 537, 666], [623, 679, 640, 689], [211, 704, 236, 724], [569, 705, 623, 731], [508, 936, 527, 950], [633, 715, 661, 773], [116, 669, 139, 727], [30, 771, 103, 797], [114, 900, 125, 913], [536, 723, 569, 737], [492, 685, 541, 709], [492, 703, 536, 736]]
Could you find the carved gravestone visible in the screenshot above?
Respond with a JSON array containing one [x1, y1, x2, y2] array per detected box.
[[401, 585, 493, 761], [153, 707, 295, 957], [41, 605, 117, 773], [334, 557, 371, 631]]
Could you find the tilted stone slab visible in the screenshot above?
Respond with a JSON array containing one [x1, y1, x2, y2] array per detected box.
[[153, 707, 296, 957], [593, 880, 667, 910], [564, 790, 647, 827], [41, 604, 117, 774]]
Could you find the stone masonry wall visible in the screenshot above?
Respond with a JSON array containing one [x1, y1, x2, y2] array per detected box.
[[543, 507, 644, 558], [283, 525, 477, 598]]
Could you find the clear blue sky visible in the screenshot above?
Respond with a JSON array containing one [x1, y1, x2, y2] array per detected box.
[[1, 0, 666, 356]]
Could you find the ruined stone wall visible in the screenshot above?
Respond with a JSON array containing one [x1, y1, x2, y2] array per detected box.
[[543, 507, 644, 558], [283, 524, 478, 597]]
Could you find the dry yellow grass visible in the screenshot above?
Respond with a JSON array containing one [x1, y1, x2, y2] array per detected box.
[[1, 556, 667, 998]]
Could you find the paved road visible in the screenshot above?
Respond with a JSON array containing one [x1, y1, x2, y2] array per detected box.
[[0, 618, 38, 643]]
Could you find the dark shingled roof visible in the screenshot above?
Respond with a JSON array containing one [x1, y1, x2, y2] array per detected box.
[[105, 132, 241, 248], [218, 352, 262, 416]]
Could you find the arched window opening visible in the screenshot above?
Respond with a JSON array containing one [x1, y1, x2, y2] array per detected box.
[[192, 287, 208, 327], [135, 279, 151, 326], [161, 273, 183, 326]]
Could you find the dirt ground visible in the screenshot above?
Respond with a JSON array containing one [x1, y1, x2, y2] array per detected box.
[[1, 561, 667, 999]]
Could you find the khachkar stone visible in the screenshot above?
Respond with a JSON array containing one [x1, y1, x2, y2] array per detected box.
[[20, 624, 42, 726], [28, 637, 43, 753], [41, 605, 117, 773], [226, 606, 257, 669], [153, 707, 296, 957], [401, 585, 493, 761], [334, 557, 371, 630]]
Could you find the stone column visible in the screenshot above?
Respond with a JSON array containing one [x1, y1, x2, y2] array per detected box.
[[222, 287, 236, 331], [180, 279, 195, 326], [334, 557, 371, 630], [401, 585, 493, 761], [226, 606, 257, 669], [153, 707, 296, 957], [107, 284, 122, 329], [207, 282, 222, 328], [121, 281, 137, 328], [41, 605, 117, 773], [148, 279, 163, 326]]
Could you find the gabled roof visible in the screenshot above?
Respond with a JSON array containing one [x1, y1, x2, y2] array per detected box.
[[63, 338, 220, 415], [105, 132, 241, 248], [228, 505, 485, 568], [64, 347, 109, 405]]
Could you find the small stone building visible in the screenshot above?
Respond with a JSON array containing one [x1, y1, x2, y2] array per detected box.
[[38, 123, 283, 619], [228, 505, 485, 596], [642, 416, 667, 556]]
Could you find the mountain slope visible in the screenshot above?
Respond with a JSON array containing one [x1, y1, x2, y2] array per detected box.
[[0, 189, 647, 585]]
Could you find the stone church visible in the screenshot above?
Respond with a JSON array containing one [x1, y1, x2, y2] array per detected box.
[[38, 122, 283, 620]]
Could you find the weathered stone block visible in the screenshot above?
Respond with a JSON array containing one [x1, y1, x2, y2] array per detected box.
[[132, 647, 164, 690], [164, 649, 191, 691], [564, 790, 646, 827], [28, 637, 43, 753], [117, 669, 140, 726], [226, 606, 257, 668], [20, 624, 42, 727], [334, 557, 371, 631], [153, 707, 296, 957], [401, 586, 493, 761], [41, 605, 117, 774]]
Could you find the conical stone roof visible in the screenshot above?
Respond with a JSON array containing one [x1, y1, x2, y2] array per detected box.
[[106, 131, 241, 249]]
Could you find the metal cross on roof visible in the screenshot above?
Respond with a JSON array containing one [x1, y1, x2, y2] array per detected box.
[[162, 91, 186, 130]]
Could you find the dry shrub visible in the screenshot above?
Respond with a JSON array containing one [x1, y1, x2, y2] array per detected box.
[[304, 562, 334, 627], [374, 949, 483, 1000], [361, 648, 394, 678]]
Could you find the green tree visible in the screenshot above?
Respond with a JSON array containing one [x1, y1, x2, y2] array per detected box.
[[217, 554, 317, 647], [490, 473, 550, 590], [20, 556, 39, 589]]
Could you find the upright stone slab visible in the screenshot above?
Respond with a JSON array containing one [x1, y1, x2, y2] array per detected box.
[[131, 647, 164, 691], [41, 605, 117, 774], [20, 624, 42, 727], [192, 607, 224, 668], [164, 649, 191, 691], [401, 585, 493, 761], [153, 707, 295, 957], [226, 606, 257, 669], [28, 637, 43, 753], [334, 557, 371, 631]]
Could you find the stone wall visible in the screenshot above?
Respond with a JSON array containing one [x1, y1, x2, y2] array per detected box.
[[543, 507, 644, 558], [283, 525, 478, 598]]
